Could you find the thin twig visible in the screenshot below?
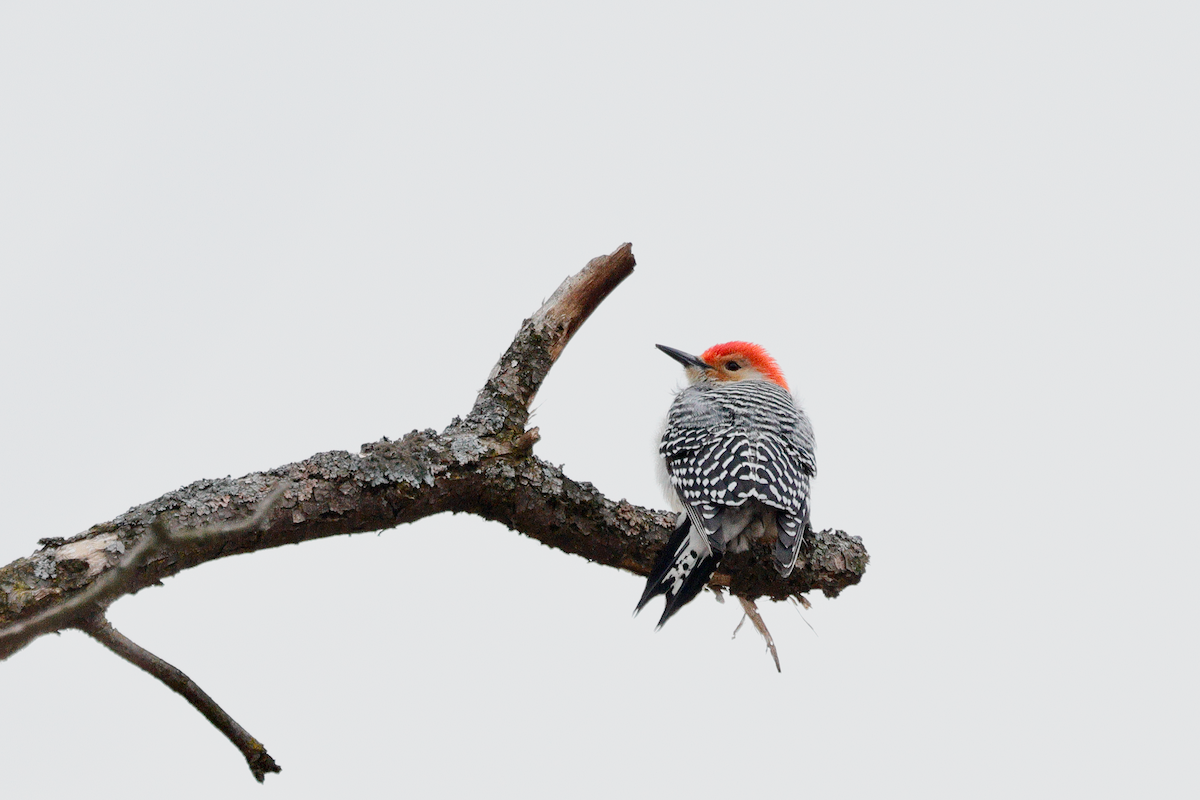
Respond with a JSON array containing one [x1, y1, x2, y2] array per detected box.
[[737, 596, 781, 673], [66, 488, 290, 780], [0, 482, 290, 660], [79, 612, 280, 782], [170, 481, 290, 541], [790, 595, 818, 636], [0, 524, 159, 659]]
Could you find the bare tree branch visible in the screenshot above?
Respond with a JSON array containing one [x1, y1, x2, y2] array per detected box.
[[78, 611, 280, 782], [0, 243, 869, 778]]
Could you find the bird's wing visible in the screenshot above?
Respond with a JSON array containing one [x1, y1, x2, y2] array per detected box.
[[661, 382, 814, 519]]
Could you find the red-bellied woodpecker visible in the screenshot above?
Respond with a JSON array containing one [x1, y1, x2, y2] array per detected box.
[[636, 341, 816, 627]]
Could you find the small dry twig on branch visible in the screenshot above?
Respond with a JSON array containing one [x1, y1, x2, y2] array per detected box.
[[0, 243, 869, 779], [0, 484, 289, 661], [736, 596, 782, 673], [1, 488, 289, 779], [78, 490, 288, 780], [80, 611, 281, 781]]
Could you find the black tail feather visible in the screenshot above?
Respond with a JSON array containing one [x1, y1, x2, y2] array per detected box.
[[635, 515, 720, 628], [656, 549, 718, 628], [635, 515, 690, 612]]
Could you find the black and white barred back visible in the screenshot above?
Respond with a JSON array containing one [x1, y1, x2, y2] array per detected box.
[[636, 379, 816, 627]]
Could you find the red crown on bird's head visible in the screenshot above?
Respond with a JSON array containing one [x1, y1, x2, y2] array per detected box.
[[701, 341, 789, 390]]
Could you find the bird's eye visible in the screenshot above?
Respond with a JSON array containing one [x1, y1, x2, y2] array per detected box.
[[725, 361, 740, 371]]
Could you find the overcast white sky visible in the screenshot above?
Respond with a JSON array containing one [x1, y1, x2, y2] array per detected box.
[[1, 3, 1196, 798]]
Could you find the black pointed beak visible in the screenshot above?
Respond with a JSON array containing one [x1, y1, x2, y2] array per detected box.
[[656, 344, 712, 370]]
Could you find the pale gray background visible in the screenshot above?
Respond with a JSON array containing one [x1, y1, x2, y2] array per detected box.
[[1, 3, 1196, 798]]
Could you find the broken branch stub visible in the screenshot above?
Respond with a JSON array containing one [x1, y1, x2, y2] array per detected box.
[[465, 242, 636, 436]]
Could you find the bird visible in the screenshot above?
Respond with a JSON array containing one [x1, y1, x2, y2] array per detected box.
[[636, 341, 816, 628]]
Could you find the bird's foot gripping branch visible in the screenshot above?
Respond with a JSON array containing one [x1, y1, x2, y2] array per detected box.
[[0, 243, 868, 781]]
